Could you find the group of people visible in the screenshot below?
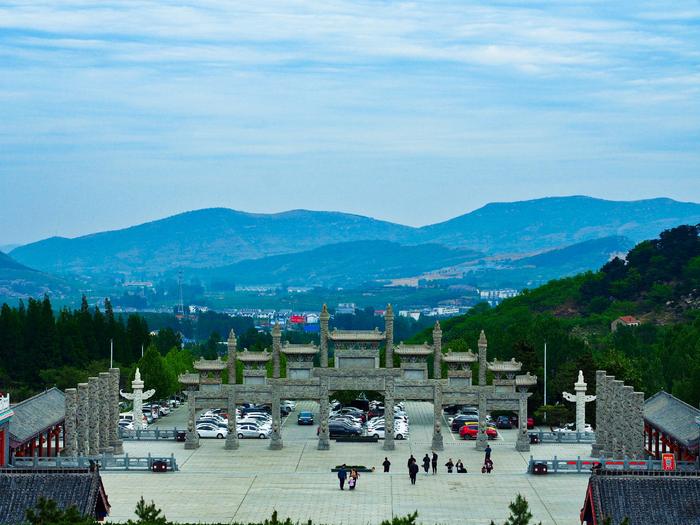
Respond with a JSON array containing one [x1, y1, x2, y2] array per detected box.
[[337, 445, 495, 490]]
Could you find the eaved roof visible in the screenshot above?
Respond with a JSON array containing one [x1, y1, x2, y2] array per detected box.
[[9, 388, 65, 447], [193, 358, 227, 371], [236, 350, 272, 362], [0, 468, 110, 523], [487, 358, 523, 373], [442, 351, 478, 363], [178, 373, 200, 385], [644, 391, 700, 452], [281, 343, 318, 355], [394, 343, 433, 356], [617, 315, 640, 324], [582, 470, 700, 525]]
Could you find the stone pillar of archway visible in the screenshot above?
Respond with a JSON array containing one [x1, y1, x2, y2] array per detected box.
[[318, 380, 330, 450], [383, 377, 396, 451], [320, 305, 330, 368], [225, 389, 239, 450], [431, 382, 444, 451], [515, 389, 530, 452], [476, 390, 488, 451], [270, 386, 283, 450], [63, 388, 78, 457], [384, 304, 394, 368], [185, 391, 200, 449]]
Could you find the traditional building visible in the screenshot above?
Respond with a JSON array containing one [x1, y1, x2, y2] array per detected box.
[[0, 392, 13, 467], [0, 468, 110, 523], [610, 315, 640, 332], [9, 388, 65, 461], [580, 470, 700, 525], [644, 390, 699, 462]]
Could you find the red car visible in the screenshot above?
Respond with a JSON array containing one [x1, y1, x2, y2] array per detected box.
[[510, 416, 536, 430], [459, 423, 498, 440]]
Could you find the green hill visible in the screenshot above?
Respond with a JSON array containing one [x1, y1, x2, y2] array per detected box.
[[0, 251, 73, 300], [416, 224, 700, 413]]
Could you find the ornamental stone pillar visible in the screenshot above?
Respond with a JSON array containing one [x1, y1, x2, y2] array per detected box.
[[630, 391, 645, 459], [563, 370, 596, 432], [99, 372, 114, 454], [621, 385, 634, 458], [270, 386, 283, 450], [383, 377, 395, 451], [272, 324, 281, 379], [591, 370, 606, 457], [433, 322, 442, 379], [225, 389, 239, 450], [385, 304, 394, 368], [515, 389, 530, 452], [603, 375, 615, 456], [63, 388, 78, 457], [320, 305, 330, 368], [88, 377, 100, 455], [77, 382, 89, 456], [318, 379, 330, 450], [611, 379, 624, 459], [227, 330, 237, 384], [431, 382, 444, 451], [478, 330, 487, 386], [109, 368, 123, 454], [185, 391, 200, 449], [476, 390, 488, 451]]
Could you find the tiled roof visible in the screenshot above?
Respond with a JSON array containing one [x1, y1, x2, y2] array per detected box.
[[442, 351, 478, 363], [281, 343, 318, 355], [237, 350, 271, 362], [394, 343, 433, 356], [585, 471, 700, 525], [328, 329, 385, 341], [193, 358, 227, 371], [617, 316, 640, 324], [9, 388, 65, 447], [487, 358, 523, 372], [0, 468, 110, 524], [644, 391, 700, 452], [178, 373, 200, 385]]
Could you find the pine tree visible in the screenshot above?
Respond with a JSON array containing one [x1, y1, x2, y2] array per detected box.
[[503, 494, 541, 525]]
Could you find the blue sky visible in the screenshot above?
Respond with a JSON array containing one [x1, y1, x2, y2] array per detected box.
[[1, 1, 699, 245]]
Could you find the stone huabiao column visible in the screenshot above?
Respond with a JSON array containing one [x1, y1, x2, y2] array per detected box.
[[120, 368, 155, 430], [563, 370, 596, 432]]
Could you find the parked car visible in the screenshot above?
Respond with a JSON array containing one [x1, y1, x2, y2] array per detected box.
[[297, 411, 314, 425], [324, 422, 362, 437], [450, 415, 479, 432], [554, 423, 593, 433], [196, 418, 228, 429], [496, 415, 513, 429], [196, 423, 228, 439], [236, 424, 271, 439], [368, 423, 409, 440], [459, 423, 498, 440], [118, 420, 134, 431], [281, 400, 296, 411], [119, 412, 148, 430]]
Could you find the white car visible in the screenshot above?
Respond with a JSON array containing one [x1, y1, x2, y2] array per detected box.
[[281, 400, 296, 411], [196, 423, 228, 439], [118, 420, 134, 431], [238, 418, 271, 429], [237, 424, 271, 439], [369, 423, 409, 440], [554, 423, 594, 433]]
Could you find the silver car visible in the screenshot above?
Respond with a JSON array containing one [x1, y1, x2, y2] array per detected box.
[[236, 423, 271, 439]]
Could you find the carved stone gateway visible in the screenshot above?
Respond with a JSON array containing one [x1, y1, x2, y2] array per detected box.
[[180, 304, 538, 453]]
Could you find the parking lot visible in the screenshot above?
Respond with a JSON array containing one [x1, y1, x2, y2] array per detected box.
[[105, 401, 592, 524]]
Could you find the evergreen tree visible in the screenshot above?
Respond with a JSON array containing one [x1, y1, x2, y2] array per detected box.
[[137, 346, 174, 399]]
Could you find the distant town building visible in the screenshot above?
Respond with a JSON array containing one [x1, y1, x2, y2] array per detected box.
[[611, 315, 640, 332], [398, 310, 421, 321], [479, 288, 519, 306], [335, 303, 356, 315]]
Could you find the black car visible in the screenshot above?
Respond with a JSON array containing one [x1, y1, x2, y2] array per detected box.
[[496, 415, 512, 429], [451, 415, 479, 432], [297, 411, 314, 425], [328, 422, 362, 437]]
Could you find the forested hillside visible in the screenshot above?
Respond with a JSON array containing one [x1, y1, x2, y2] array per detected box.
[[414, 224, 700, 414]]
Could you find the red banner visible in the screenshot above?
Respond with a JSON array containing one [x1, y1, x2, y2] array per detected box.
[[661, 453, 676, 471]]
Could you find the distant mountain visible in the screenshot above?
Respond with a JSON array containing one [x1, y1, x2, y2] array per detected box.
[[417, 196, 700, 253], [10, 197, 700, 279], [0, 251, 71, 299], [512, 235, 636, 273], [195, 240, 482, 288], [11, 208, 415, 275]]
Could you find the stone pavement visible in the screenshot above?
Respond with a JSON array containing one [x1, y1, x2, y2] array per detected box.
[[104, 402, 592, 524]]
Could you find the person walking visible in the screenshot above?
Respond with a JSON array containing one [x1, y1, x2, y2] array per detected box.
[[431, 451, 438, 474], [407, 455, 416, 469], [422, 454, 431, 474], [409, 460, 419, 485], [349, 468, 359, 490], [456, 459, 467, 473], [338, 464, 348, 490], [382, 457, 391, 473], [445, 458, 454, 473], [484, 444, 492, 462]]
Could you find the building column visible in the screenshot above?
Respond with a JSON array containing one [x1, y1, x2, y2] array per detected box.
[[478, 331, 487, 386], [99, 372, 114, 454], [611, 380, 624, 459], [225, 389, 239, 450], [591, 371, 606, 457], [383, 377, 395, 451], [77, 382, 89, 456], [270, 388, 283, 450], [476, 390, 488, 451], [630, 390, 645, 459], [317, 379, 330, 450], [63, 388, 78, 457], [431, 382, 444, 451], [515, 390, 530, 452], [227, 330, 237, 384], [55, 426, 60, 456], [320, 305, 330, 368], [185, 391, 200, 449], [109, 368, 123, 454], [433, 321, 442, 379], [46, 430, 52, 457], [272, 324, 281, 379], [87, 377, 101, 455], [385, 304, 394, 368]]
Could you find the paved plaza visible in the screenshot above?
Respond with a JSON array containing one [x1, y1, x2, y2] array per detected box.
[[103, 402, 592, 524]]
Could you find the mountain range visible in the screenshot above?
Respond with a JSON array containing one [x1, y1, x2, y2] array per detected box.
[[6, 196, 700, 294]]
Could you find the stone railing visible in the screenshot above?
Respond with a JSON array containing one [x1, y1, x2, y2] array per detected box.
[[527, 455, 697, 474], [12, 452, 178, 472]]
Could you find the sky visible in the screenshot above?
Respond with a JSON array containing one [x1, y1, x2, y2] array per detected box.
[[1, 1, 699, 245]]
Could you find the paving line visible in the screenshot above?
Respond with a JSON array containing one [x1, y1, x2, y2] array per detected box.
[[230, 474, 257, 525]]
